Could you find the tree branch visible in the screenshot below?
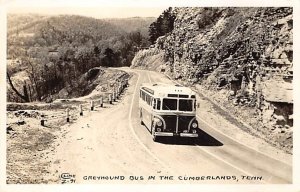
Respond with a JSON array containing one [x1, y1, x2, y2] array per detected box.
[[7, 72, 30, 102]]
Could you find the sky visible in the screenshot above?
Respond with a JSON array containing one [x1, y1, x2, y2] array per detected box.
[[4, 0, 171, 19], [3, 0, 293, 19], [7, 7, 168, 19]]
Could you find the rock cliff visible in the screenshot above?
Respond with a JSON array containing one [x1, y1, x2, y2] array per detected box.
[[132, 7, 293, 153]]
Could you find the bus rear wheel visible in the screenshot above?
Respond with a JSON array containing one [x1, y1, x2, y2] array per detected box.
[[140, 110, 144, 125]]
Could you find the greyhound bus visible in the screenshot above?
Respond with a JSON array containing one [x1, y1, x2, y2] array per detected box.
[[139, 83, 199, 141]]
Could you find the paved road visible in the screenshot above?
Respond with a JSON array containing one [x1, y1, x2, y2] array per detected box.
[[53, 69, 292, 184]]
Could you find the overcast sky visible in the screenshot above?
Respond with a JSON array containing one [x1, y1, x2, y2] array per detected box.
[[8, 7, 168, 19], [4, 0, 293, 19]]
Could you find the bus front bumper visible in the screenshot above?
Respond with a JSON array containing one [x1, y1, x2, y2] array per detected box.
[[154, 132, 198, 138]]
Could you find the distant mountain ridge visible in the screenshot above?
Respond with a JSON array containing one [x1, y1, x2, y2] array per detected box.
[[7, 14, 155, 38], [102, 17, 156, 36], [7, 14, 49, 35], [7, 14, 126, 40], [7, 13, 151, 103]]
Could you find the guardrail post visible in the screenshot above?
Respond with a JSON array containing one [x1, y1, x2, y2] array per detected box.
[[66, 108, 70, 122], [109, 94, 112, 104], [41, 114, 45, 126], [90, 100, 94, 111], [100, 97, 103, 107], [79, 104, 83, 116], [116, 89, 119, 99], [112, 92, 116, 102]]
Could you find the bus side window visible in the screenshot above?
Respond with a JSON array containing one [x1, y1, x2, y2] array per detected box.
[[142, 92, 145, 101], [157, 99, 161, 110]]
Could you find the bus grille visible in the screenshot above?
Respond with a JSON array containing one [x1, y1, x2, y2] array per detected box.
[[161, 115, 177, 132], [178, 116, 194, 132], [161, 115, 194, 133]]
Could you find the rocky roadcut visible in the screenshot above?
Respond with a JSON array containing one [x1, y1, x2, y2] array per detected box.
[[132, 7, 293, 154]]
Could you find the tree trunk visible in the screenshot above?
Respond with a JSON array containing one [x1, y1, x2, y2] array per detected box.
[[27, 61, 41, 101], [7, 72, 30, 102]]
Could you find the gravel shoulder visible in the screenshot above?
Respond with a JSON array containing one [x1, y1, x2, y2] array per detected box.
[[6, 68, 130, 184]]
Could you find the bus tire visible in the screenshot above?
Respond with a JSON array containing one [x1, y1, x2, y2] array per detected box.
[[151, 124, 158, 142], [140, 110, 144, 125]]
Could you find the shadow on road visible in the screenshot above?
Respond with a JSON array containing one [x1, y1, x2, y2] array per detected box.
[[158, 129, 223, 146]]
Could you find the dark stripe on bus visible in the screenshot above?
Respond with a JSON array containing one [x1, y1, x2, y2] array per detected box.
[[167, 94, 189, 98], [179, 95, 189, 98], [168, 94, 178, 97]]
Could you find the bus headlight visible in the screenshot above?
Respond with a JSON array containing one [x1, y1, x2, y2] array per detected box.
[[153, 117, 163, 127], [157, 128, 162, 132], [157, 120, 162, 127], [192, 122, 198, 128]]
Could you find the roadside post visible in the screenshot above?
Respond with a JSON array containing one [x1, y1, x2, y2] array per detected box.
[[116, 88, 119, 99], [100, 97, 103, 107], [91, 100, 94, 111], [112, 92, 116, 102], [109, 94, 112, 104], [118, 85, 122, 97], [79, 104, 83, 116], [41, 114, 45, 126], [119, 83, 122, 95], [66, 108, 70, 122]]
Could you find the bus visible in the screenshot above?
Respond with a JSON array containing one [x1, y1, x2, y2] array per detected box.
[[139, 83, 199, 141]]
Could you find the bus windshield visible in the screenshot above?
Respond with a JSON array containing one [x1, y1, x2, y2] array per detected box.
[[162, 99, 193, 111], [162, 99, 177, 110], [179, 99, 193, 111]]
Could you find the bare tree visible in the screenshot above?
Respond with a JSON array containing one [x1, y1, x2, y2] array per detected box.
[[25, 59, 42, 101], [6, 72, 30, 102]]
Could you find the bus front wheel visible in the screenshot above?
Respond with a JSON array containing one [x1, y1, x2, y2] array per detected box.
[[151, 124, 158, 142]]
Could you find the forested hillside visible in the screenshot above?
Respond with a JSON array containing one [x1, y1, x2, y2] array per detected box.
[[7, 14, 150, 103], [103, 17, 155, 37]]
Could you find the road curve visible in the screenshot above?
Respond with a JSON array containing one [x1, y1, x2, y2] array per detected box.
[[52, 68, 292, 184], [142, 69, 292, 184]]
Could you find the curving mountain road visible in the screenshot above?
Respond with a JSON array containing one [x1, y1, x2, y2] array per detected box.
[[52, 68, 292, 184]]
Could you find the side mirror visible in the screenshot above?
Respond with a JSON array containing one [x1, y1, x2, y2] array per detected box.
[[197, 103, 200, 108]]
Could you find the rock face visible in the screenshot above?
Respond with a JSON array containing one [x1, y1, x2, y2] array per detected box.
[[132, 7, 293, 152]]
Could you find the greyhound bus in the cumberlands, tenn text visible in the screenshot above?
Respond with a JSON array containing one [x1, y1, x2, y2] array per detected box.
[[139, 83, 199, 141]]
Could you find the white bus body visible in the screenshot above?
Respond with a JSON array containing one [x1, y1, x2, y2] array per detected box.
[[139, 83, 199, 141]]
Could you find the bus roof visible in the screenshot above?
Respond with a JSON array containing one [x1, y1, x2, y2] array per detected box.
[[140, 83, 196, 98]]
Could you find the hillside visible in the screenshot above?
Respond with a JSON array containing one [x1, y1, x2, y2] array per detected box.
[[7, 14, 149, 103], [102, 17, 155, 37], [7, 14, 125, 48], [131, 7, 293, 153], [7, 14, 49, 34]]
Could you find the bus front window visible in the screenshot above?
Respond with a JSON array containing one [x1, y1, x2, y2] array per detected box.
[[162, 99, 177, 110], [179, 99, 193, 111]]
